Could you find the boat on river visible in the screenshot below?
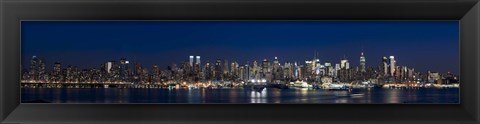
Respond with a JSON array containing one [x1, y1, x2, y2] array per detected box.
[[322, 82, 349, 90], [293, 80, 313, 88]]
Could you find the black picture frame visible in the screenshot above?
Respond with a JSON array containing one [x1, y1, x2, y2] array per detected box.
[[1, 0, 479, 124]]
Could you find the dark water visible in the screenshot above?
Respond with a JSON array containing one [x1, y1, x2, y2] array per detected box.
[[21, 88, 459, 104]]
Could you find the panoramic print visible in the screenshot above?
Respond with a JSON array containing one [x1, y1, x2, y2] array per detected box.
[[21, 21, 459, 103]]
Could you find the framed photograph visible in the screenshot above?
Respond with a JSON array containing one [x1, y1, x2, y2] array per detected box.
[[1, 0, 479, 124], [19, 20, 460, 104]]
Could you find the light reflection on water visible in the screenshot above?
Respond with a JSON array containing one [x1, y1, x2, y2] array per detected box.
[[270, 89, 281, 103], [387, 89, 400, 103], [229, 89, 237, 103], [250, 89, 267, 103], [21, 88, 459, 104]]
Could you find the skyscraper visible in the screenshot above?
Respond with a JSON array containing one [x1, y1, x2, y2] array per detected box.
[[252, 61, 259, 80], [294, 62, 299, 79], [223, 59, 229, 75], [340, 56, 349, 69], [334, 63, 340, 77], [262, 59, 269, 73], [312, 51, 319, 74], [53, 62, 61, 75], [284, 62, 292, 79], [239, 65, 245, 81], [119, 58, 129, 81], [195, 56, 201, 65], [194, 56, 201, 73], [273, 57, 280, 72], [382, 56, 388, 76], [315, 59, 321, 75], [30, 56, 45, 81], [389, 56, 396, 76], [152, 64, 161, 83], [204, 60, 212, 80], [189, 56, 194, 67], [53, 62, 62, 82], [65, 65, 73, 82], [105, 61, 113, 74], [408, 68, 415, 80], [214, 59, 222, 81], [325, 61, 333, 76], [360, 51, 366, 72], [245, 63, 250, 81], [230, 62, 238, 76], [305, 60, 314, 75]]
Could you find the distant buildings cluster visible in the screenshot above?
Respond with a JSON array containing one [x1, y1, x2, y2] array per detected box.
[[22, 51, 459, 85]]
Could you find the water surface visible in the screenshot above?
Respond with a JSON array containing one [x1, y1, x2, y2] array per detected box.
[[21, 88, 459, 104]]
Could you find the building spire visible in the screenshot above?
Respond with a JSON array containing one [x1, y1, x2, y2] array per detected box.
[[361, 47, 364, 56]]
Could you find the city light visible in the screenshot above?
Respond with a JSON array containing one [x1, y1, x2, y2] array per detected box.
[[22, 53, 459, 89], [19, 21, 460, 104]]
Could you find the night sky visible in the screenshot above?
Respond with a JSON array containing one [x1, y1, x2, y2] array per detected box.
[[21, 21, 459, 74]]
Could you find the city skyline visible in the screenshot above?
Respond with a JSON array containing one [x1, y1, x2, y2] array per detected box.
[[21, 21, 459, 74], [23, 53, 458, 84], [20, 21, 460, 104], [23, 52, 456, 75]]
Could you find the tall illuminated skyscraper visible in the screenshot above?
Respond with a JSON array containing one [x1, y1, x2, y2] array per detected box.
[[29, 56, 38, 80], [273, 57, 280, 70], [239, 65, 245, 80], [230, 62, 237, 75], [389, 56, 396, 76], [252, 60, 260, 80], [340, 56, 349, 69], [223, 59, 229, 75], [382, 56, 388, 76], [315, 59, 321, 75], [262, 59, 269, 73], [325, 61, 333, 76], [305, 60, 313, 75], [196, 56, 201, 65], [360, 51, 366, 72], [189, 56, 194, 67], [334, 63, 340, 77], [294, 62, 299, 79], [194, 56, 201, 72], [29, 56, 45, 81], [245, 63, 250, 80]]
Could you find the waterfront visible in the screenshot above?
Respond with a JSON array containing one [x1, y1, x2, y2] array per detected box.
[[21, 87, 459, 104], [21, 21, 460, 104]]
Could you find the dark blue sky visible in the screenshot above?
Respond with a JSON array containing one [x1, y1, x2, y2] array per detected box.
[[21, 21, 459, 74]]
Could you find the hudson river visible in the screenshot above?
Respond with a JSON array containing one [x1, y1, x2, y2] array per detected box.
[[21, 88, 459, 104]]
